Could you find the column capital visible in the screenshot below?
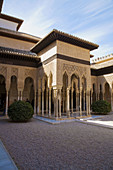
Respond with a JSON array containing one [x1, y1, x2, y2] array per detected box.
[[80, 86, 83, 92], [18, 88, 24, 92], [67, 86, 70, 90], [53, 89, 58, 97], [42, 88, 45, 92], [86, 90, 90, 96]]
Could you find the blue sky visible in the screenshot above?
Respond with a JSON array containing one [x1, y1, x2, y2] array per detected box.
[[2, 0, 113, 59]]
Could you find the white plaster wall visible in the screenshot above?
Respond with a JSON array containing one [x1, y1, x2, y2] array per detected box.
[[38, 41, 57, 62], [0, 18, 18, 31], [91, 58, 113, 69]]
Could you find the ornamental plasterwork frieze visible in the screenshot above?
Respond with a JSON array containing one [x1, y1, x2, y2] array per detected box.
[[0, 66, 7, 78], [63, 63, 87, 77]]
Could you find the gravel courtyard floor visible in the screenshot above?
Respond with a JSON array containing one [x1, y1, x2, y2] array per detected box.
[[0, 117, 113, 170]]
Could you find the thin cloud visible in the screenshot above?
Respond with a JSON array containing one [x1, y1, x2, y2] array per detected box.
[[20, 0, 56, 37], [75, 22, 113, 42], [3, 0, 113, 58]]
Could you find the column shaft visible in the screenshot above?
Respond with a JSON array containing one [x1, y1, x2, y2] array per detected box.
[[46, 88, 48, 115], [86, 91, 90, 115], [71, 89, 73, 113], [38, 89, 41, 115], [63, 89, 65, 113], [34, 91, 36, 115], [67, 88, 70, 117], [20, 91, 23, 101], [59, 89, 61, 118], [83, 92, 85, 111], [111, 91, 113, 111], [54, 89, 58, 118], [18, 91, 20, 100], [79, 89, 82, 116], [5, 91, 9, 116], [42, 89, 44, 116], [49, 88, 51, 117], [76, 92, 79, 111]]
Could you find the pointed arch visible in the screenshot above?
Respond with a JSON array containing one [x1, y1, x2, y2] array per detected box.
[[62, 72, 68, 113], [92, 83, 96, 103], [23, 77, 34, 108], [9, 75, 18, 104], [99, 84, 103, 100], [104, 82, 111, 103], [81, 76, 86, 111]]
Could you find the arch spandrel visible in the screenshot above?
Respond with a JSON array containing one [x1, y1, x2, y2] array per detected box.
[[0, 66, 7, 79], [49, 72, 53, 88]]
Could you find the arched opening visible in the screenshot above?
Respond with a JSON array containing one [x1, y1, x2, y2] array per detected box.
[[49, 72, 54, 114], [23, 77, 34, 108], [99, 84, 103, 100], [0, 75, 6, 114], [9, 75, 18, 105], [44, 76, 48, 114], [104, 82, 111, 104], [71, 74, 79, 113], [62, 72, 68, 113], [73, 82, 76, 110], [81, 76, 86, 111], [92, 83, 96, 103]]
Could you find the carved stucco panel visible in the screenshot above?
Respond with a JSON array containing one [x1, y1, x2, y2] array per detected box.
[[25, 69, 36, 79], [11, 68, 18, 77], [0, 66, 7, 78], [63, 63, 87, 77]]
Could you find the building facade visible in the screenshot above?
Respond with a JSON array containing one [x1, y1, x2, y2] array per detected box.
[[0, 1, 112, 118]]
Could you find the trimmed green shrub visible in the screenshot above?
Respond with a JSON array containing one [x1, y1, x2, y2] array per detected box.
[[91, 100, 111, 115], [8, 100, 34, 122]]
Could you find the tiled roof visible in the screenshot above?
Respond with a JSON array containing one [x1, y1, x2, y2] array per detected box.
[[0, 46, 38, 58]]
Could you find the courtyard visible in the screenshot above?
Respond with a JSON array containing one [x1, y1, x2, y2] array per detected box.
[[0, 116, 113, 170]]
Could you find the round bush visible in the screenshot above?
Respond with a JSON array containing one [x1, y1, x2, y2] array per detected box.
[[91, 100, 111, 115], [8, 100, 34, 122]]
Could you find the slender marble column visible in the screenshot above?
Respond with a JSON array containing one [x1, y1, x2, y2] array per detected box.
[[88, 93, 90, 114], [5, 91, 9, 116], [54, 89, 58, 118], [63, 89, 65, 113], [18, 91, 20, 100], [67, 87, 70, 117], [79, 88, 82, 116], [38, 88, 41, 115], [42, 88, 44, 116], [83, 92, 85, 111], [59, 89, 61, 118], [86, 91, 90, 115], [34, 91, 36, 115], [76, 92, 79, 111], [90, 91, 92, 107], [46, 88, 48, 115], [20, 91, 23, 101], [71, 88, 73, 113], [111, 90, 113, 111], [49, 88, 51, 117]]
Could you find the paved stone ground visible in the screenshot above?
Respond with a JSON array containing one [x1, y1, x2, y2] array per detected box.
[[99, 114, 113, 121], [0, 117, 113, 170]]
